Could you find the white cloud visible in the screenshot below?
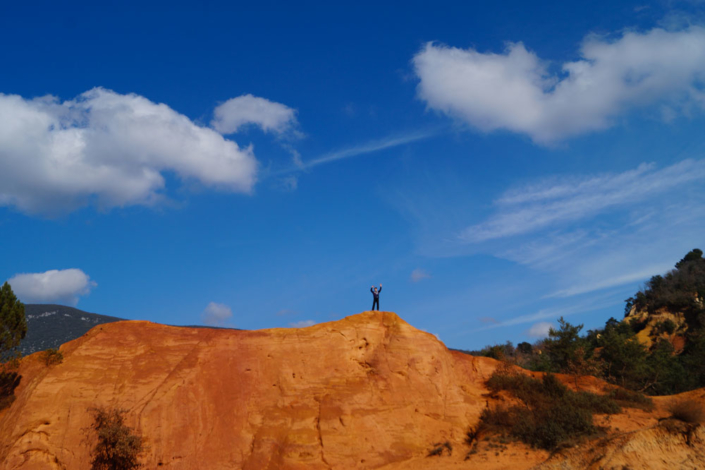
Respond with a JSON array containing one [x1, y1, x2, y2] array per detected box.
[[289, 320, 315, 328], [211, 94, 297, 135], [201, 302, 233, 327], [0, 88, 258, 216], [7, 269, 96, 305], [410, 268, 431, 282], [413, 27, 705, 143], [526, 322, 554, 338]]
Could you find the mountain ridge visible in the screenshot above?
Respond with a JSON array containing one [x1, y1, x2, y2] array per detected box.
[[19, 304, 124, 356]]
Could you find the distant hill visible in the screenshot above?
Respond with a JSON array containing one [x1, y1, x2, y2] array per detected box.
[[20, 304, 124, 356]]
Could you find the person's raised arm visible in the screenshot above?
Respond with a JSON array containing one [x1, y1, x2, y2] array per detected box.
[[378, 284, 382, 293]]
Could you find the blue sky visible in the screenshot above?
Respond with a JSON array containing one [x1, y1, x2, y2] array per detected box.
[[2, 0, 705, 349]]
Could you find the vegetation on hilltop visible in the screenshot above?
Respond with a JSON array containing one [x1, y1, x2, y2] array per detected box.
[[467, 249, 705, 396], [625, 248, 705, 319], [476, 365, 654, 450], [0, 282, 26, 411]]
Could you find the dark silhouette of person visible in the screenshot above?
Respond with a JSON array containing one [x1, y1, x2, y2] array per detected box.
[[371, 284, 382, 311]]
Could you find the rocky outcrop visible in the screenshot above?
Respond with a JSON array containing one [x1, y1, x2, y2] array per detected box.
[[624, 305, 689, 351], [0, 311, 499, 469], [1, 311, 703, 469]]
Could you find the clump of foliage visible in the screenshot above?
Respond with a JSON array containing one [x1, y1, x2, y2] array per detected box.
[[42, 348, 64, 366], [89, 406, 145, 470], [0, 370, 21, 411], [653, 319, 677, 335], [463, 249, 705, 397], [625, 249, 705, 319], [607, 387, 654, 411], [481, 369, 619, 450], [1, 282, 27, 359], [668, 399, 705, 424], [0, 283, 26, 411]]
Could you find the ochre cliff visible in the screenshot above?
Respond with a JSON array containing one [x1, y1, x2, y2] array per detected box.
[[1, 311, 703, 469]]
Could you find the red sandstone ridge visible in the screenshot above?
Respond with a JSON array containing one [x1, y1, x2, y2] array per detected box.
[[1, 310, 703, 469]]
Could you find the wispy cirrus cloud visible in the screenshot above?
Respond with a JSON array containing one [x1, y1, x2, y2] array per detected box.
[[461, 159, 705, 299], [303, 129, 439, 169], [460, 159, 705, 243], [397, 159, 705, 304], [472, 293, 623, 333], [272, 128, 441, 177]]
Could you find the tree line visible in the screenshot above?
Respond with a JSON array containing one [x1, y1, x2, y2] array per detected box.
[[467, 249, 705, 396]]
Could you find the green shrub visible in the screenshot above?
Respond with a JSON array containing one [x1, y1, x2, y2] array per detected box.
[[483, 345, 506, 361], [668, 399, 705, 424], [514, 401, 596, 450], [653, 320, 677, 335], [566, 390, 620, 414], [487, 371, 573, 408], [0, 371, 20, 411], [89, 406, 145, 470], [480, 404, 521, 429], [42, 348, 63, 366], [607, 388, 654, 411], [0, 282, 27, 358], [481, 370, 619, 450]]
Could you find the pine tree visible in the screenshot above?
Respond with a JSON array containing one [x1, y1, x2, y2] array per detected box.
[[0, 282, 27, 357]]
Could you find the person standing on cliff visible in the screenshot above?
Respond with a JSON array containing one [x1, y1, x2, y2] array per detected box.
[[371, 284, 382, 311]]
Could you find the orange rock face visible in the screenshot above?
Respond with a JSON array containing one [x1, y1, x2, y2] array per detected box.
[[0, 311, 499, 469], [1, 310, 704, 470]]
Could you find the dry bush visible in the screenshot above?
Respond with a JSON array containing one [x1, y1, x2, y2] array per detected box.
[[668, 399, 705, 424]]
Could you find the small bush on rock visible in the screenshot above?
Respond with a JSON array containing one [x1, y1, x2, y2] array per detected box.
[[42, 348, 63, 366], [89, 406, 145, 470]]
